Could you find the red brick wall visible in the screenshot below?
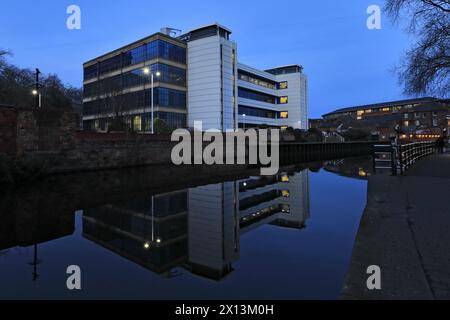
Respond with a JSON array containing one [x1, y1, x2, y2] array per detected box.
[[0, 106, 18, 156]]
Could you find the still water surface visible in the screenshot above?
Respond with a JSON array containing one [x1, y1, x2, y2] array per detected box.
[[0, 157, 371, 299]]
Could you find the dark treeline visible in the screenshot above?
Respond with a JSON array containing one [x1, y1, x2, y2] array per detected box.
[[0, 49, 82, 110]]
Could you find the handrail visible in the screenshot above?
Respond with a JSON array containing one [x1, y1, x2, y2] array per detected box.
[[373, 141, 436, 175]]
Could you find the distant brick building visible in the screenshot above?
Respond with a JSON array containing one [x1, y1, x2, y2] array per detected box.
[[313, 98, 450, 141]]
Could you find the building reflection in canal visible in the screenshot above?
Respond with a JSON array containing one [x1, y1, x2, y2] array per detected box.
[[82, 169, 310, 281]]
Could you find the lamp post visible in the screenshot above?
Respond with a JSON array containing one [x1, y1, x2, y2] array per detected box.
[[142, 68, 161, 133], [242, 114, 246, 131], [151, 71, 161, 134], [31, 68, 42, 108]]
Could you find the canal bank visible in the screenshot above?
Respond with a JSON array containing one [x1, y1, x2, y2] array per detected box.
[[342, 153, 450, 299]]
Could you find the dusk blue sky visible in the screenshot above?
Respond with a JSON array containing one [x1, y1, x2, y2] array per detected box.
[[0, 0, 416, 118]]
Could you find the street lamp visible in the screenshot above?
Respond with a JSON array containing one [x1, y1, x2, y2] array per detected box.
[[143, 68, 161, 133], [31, 89, 41, 108], [242, 114, 246, 131], [151, 71, 161, 134]]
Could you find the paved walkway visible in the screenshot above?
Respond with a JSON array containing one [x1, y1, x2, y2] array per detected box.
[[342, 153, 450, 300]]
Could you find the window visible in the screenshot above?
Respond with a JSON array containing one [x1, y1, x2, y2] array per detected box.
[[415, 120, 420, 126], [404, 113, 409, 119], [238, 106, 277, 119], [365, 109, 372, 113], [433, 119, 438, 127], [99, 54, 123, 75], [281, 126, 288, 130], [279, 96, 288, 104], [238, 70, 277, 90], [84, 64, 98, 81], [382, 107, 391, 112], [404, 121, 409, 127], [278, 81, 288, 90], [281, 175, 290, 182], [123, 45, 146, 66], [281, 190, 290, 198], [415, 113, 420, 118], [238, 88, 276, 104], [280, 111, 289, 119]]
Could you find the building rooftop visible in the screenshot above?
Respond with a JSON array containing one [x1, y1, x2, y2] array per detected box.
[[323, 97, 438, 118], [187, 22, 232, 34], [265, 64, 303, 75], [83, 31, 186, 66]]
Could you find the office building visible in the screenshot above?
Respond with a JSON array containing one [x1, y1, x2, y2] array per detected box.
[[82, 23, 308, 131]]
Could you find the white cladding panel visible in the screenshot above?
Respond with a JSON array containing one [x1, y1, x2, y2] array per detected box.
[[187, 35, 237, 131]]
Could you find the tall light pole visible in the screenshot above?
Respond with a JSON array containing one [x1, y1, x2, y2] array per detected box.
[[32, 68, 42, 108], [151, 71, 161, 134], [242, 114, 246, 131], [143, 68, 161, 133]]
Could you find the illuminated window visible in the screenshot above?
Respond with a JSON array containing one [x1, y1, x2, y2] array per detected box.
[[279, 96, 288, 104], [281, 126, 288, 130], [279, 81, 288, 89], [404, 121, 409, 127], [357, 110, 364, 116], [281, 190, 290, 198], [382, 108, 391, 112], [280, 111, 289, 119], [281, 175, 290, 182], [133, 116, 142, 131], [365, 109, 372, 113], [357, 116, 362, 120], [404, 113, 409, 119]]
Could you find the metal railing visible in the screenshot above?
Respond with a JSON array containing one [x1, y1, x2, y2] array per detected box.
[[398, 141, 435, 174], [373, 141, 436, 175]]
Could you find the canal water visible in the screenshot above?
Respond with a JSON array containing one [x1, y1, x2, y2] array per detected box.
[[0, 157, 371, 299]]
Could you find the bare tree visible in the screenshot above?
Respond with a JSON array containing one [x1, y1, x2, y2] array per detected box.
[[385, 0, 450, 97], [96, 77, 128, 131]]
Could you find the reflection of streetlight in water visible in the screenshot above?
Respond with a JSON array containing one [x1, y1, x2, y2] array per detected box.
[[28, 244, 42, 281], [143, 196, 162, 249]]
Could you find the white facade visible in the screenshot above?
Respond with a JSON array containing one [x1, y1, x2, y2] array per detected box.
[[185, 23, 308, 131], [187, 25, 237, 131]]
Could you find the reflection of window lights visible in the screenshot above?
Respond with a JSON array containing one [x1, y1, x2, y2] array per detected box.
[[133, 115, 142, 131], [281, 175, 290, 182], [281, 204, 290, 213], [280, 111, 289, 119], [279, 96, 288, 104], [358, 168, 368, 177], [279, 81, 288, 89], [281, 190, 290, 198]]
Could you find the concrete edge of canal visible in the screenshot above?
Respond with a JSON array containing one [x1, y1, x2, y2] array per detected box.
[[341, 154, 450, 300]]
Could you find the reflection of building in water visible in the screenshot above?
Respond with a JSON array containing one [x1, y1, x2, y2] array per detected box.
[[323, 157, 373, 180], [187, 182, 240, 280], [82, 169, 310, 281], [238, 169, 310, 232], [83, 190, 188, 277]]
